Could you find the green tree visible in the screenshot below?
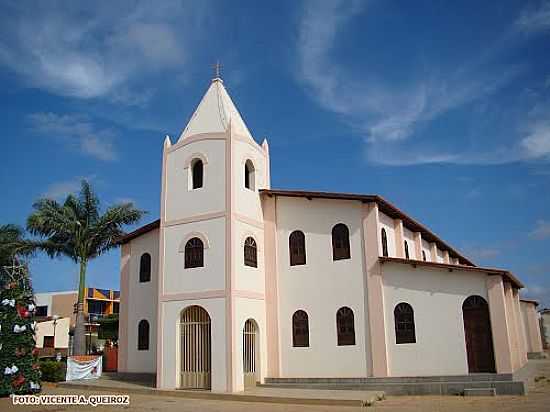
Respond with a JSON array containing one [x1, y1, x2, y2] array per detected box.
[[27, 180, 145, 355], [0, 265, 41, 395], [0, 225, 35, 268]]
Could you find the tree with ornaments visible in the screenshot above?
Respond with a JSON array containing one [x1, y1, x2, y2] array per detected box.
[[0, 225, 41, 396]]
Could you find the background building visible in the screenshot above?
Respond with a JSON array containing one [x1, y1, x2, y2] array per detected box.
[[34, 287, 120, 356]]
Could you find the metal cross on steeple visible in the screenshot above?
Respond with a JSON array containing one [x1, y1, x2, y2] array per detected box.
[[213, 61, 222, 79]]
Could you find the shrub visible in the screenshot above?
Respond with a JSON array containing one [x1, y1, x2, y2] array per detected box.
[[39, 360, 66, 382]]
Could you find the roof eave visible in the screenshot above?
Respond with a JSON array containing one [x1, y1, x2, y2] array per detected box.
[[379, 256, 524, 289]]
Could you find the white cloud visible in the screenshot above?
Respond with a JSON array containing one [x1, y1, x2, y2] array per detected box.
[[296, 1, 549, 166], [516, 1, 550, 33], [28, 112, 117, 161], [529, 220, 550, 240], [43, 176, 95, 200], [521, 120, 550, 159], [0, 2, 201, 103]]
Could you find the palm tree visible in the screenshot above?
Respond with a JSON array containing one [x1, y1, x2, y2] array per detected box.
[[0, 224, 35, 268], [27, 180, 145, 355]]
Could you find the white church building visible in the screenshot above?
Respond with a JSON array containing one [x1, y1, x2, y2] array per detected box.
[[117, 75, 543, 393]]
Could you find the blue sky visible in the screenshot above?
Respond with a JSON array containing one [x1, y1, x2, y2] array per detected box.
[[1, 1, 549, 306]]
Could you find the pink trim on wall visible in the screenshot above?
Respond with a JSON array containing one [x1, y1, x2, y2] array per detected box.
[[513, 289, 528, 367], [413, 232, 422, 261], [525, 303, 543, 353], [161, 290, 226, 302], [118, 243, 131, 373], [164, 211, 226, 228], [362, 202, 389, 377], [262, 139, 271, 189], [504, 282, 519, 371], [443, 250, 450, 264], [429, 243, 437, 263], [233, 290, 265, 300], [225, 123, 234, 391], [486, 275, 513, 373], [156, 138, 170, 388], [234, 213, 264, 230], [262, 195, 280, 377], [167, 133, 226, 153], [393, 219, 404, 258]]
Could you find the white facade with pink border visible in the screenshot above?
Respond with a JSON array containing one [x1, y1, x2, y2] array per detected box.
[[117, 76, 543, 393]]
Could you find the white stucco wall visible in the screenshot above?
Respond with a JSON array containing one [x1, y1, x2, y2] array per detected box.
[[233, 139, 266, 222], [35, 317, 70, 348], [382, 263, 488, 376], [160, 298, 227, 391], [403, 227, 416, 260], [163, 217, 226, 294], [165, 139, 226, 222], [421, 239, 431, 261], [378, 212, 396, 257], [276, 197, 367, 377], [34, 293, 53, 316], [126, 229, 159, 373], [234, 220, 265, 294], [519, 301, 531, 353], [233, 297, 268, 391], [436, 248, 445, 263]]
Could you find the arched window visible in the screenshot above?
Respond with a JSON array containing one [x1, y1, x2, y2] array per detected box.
[[336, 307, 355, 346], [244, 160, 255, 190], [289, 230, 306, 266], [192, 159, 203, 189], [422, 250, 427, 261], [394, 303, 416, 344], [138, 319, 149, 350], [381, 228, 389, 257], [244, 237, 257, 268], [404, 241, 410, 259], [139, 253, 151, 283], [292, 310, 309, 347], [185, 237, 204, 268], [332, 223, 351, 260]]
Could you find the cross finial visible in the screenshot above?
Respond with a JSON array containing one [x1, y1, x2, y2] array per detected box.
[[213, 61, 222, 80]]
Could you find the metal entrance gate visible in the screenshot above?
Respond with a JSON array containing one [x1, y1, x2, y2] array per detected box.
[[243, 319, 258, 388], [180, 306, 211, 389]]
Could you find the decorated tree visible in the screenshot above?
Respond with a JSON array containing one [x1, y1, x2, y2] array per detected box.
[[0, 264, 41, 396]]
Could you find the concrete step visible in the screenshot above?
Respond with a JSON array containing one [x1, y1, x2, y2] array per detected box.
[[58, 381, 386, 407], [265, 373, 513, 385], [464, 388, 497, 396], [258, 380, 526, 396]]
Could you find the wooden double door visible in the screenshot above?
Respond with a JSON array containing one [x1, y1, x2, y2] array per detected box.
[[462, 295, 496, 373]]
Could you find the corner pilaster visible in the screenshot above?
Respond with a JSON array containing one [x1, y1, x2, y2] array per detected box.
[[361, 202, 389, 377], [487, 275, 513, 373]]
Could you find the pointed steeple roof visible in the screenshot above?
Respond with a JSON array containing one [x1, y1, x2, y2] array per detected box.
[[178, 78, 253, 142]]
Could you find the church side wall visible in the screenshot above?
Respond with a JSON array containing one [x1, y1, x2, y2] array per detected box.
[[276, 197, 368, 377], [125, 228, 159, 373], [382, 263, 487, 376]]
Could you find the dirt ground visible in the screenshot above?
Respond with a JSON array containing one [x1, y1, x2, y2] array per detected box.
[[2, 360, 550, 412]]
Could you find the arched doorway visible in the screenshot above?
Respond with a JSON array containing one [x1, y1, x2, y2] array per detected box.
[[462, 295, 496, 373], [242, 319, 259, 388], [180, 306, 211, 389]]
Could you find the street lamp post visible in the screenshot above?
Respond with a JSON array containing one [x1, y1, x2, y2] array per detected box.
[[52, 315, 60, 361]]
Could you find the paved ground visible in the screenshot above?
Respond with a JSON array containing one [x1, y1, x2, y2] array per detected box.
[[2, 359, 550, 411]]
